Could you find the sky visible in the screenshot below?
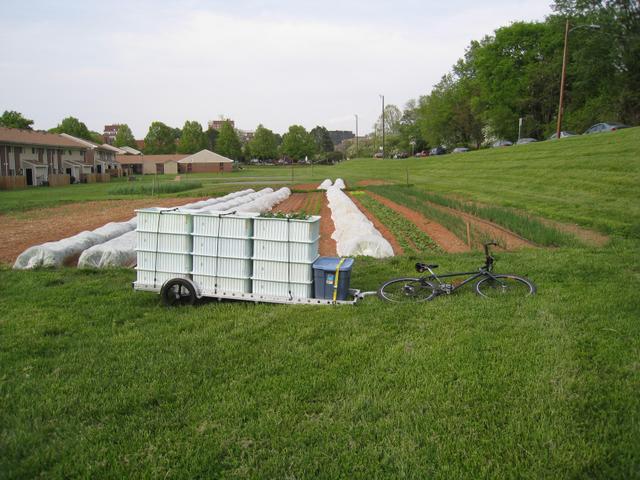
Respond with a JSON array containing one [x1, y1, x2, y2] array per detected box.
[[0, 0, 552, 137]]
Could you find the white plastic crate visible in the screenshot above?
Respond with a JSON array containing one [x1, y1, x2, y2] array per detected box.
[[136, 209, 192, 234], [253, 238, 319, 262], [137, 232, 191, 253], [192, 274, 251, 294], [137, 251, 191, 272], [252, 278, 314, 299], [136, 269, 189, 286], [192, 213, 257, 238], [252, 257, 316, 283], [192, 235, 253, 258], [192, 255, 252, 277], [253, 216, 320, 242]]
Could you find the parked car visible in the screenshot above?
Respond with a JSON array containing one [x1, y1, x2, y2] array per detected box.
[[547, 131, 578, 140], [516, 138, 537, 145], [452, 147, 470, 153], [393, 152, 409, 159], [492, 140, 513, 148], [415, 150, 429, 157], [373, 152, 384, 158], [429, 146, 446, 156], [584, 122, 630, 134]]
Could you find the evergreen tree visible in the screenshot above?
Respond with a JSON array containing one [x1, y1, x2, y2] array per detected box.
[[114, 124, 136, 147], [214, 121, 242, 160]]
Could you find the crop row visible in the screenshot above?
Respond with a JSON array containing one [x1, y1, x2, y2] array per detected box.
[[369, 185, 577, 247], [353, 192, 441, 254], [301, 192, 323, 215]]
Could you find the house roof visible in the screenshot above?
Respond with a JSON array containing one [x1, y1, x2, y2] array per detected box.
[[116, 154, 188, 165], [60, 133, 120, 153], [118, 146, 142, 155], [0, 127, 86, 149], [177, 149, 233, 164]]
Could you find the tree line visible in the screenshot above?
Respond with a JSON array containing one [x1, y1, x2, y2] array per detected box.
[[346, 0, 639, 156], [0, 110, 342, 163]]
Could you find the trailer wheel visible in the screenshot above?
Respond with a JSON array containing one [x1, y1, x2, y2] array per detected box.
[[161, 278, 197, 307]]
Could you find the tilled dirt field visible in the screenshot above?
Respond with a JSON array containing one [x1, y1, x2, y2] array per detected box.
[[0, 198, 201, 265], [271, 192, 337, 256], [366, 192, 470, 253], [348, 194, 403, 255]]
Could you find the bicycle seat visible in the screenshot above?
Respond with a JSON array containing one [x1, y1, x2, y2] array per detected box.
[[416, 263, 438, 272]]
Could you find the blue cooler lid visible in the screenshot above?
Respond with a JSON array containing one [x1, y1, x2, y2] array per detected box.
[[312, 256, 354, 272]]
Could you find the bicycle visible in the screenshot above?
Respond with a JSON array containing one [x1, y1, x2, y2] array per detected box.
[[378, 242, 536, 302]]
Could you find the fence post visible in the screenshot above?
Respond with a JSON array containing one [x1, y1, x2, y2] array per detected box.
[[466, 222, 471, 248]]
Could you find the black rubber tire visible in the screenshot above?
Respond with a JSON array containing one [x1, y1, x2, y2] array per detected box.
[[378, 277, 436, 303], [475, 274, 536, 298], [161, 278, 197, 307]]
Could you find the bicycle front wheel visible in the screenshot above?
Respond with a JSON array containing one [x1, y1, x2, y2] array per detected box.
[[378, 277, 436, 303], [475, 274, 536, 298]]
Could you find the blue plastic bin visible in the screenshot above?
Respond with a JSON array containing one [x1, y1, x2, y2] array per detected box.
[[312, 257, 354, 300]]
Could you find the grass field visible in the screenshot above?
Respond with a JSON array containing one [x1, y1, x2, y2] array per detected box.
[[1, 129, 639, 478]]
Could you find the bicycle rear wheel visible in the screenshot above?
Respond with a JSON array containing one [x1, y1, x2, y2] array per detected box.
[[378, 277, 436, 303], [475, 274, 536, 298]]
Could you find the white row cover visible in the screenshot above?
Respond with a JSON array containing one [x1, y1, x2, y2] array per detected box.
[[318, 179, 332, 190], [192, 188, 273, 213], [78, 189, 269, 268], [235, 187, 291, 213], [325, 186, 393, 258], [14, 218, 138, 269], [333, 178, 346, 190]]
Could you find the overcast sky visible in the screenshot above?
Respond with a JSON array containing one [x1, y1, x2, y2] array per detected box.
[[0, 0, 551, 137]]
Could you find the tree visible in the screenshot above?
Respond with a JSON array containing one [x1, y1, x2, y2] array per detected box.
[[144, 121, 176, 154], [114, 124, 136, 147], [374, 105, 403, 136], [49, 116, 92, 140], [205, 127, 219, 151], [247, 124, 278, 159], [310, 126, 334, 152], [177, 120, 207, 154], [214, 121, 242, 160], [280, 125, 316, 161], [0, 110, 33, 130]]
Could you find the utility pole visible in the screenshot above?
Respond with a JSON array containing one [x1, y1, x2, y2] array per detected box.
[[354, 114, 359, 158], [380, 94, 385, 158], [556, 21, 600, 139], [556, 19, 570, 140]]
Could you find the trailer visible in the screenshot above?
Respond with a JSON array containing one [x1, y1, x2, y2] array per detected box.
[[133, 277, 373, 307]]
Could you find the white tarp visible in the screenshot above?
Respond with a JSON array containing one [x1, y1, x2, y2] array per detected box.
[[14, 219, 138, 269], [326, 186, 393, 258], [78, 189, 265, 268], [333, 178, 346, 190], [318, 179, 332, 190], [234, 187, 291, 212]]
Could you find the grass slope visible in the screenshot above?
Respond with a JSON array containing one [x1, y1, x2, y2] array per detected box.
[[1, 128, 639, 478]]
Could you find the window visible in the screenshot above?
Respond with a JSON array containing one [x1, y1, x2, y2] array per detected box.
[[68, 150, 72, 155], [32, 148, 35, 154]]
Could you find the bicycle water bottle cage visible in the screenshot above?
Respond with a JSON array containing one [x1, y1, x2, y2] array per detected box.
[[416, 263, 439, 272]]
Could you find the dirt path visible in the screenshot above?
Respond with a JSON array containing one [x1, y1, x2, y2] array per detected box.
[[348, 194, 403, 255], [426, 201, 536, 250], [367, 192, 469, 253], [271, 192, 337, 256], [0, 198, 202, 265], [356, 179, 394, 187], [291, 183, 319, 191]]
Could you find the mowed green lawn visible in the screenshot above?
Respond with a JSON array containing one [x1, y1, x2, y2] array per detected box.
[[1, 129, 639, 478]]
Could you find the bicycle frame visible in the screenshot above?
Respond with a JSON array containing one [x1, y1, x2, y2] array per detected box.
[[420, 242, 501, 294], [421, 268, 496, 294]]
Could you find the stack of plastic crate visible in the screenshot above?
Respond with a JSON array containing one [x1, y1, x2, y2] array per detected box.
[[191, 212, 257, 294], [135, 208, 193, 288], [251, 216, 321, 298]]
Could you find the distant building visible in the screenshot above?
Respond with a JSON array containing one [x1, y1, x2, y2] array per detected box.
[[0, 127, 88, 186], [208, 119, 235, 131], [328, 130, 355, 147], [237, 129, 254, 144], [60, 133, 120, 175], [103, 124, 121, 144]]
